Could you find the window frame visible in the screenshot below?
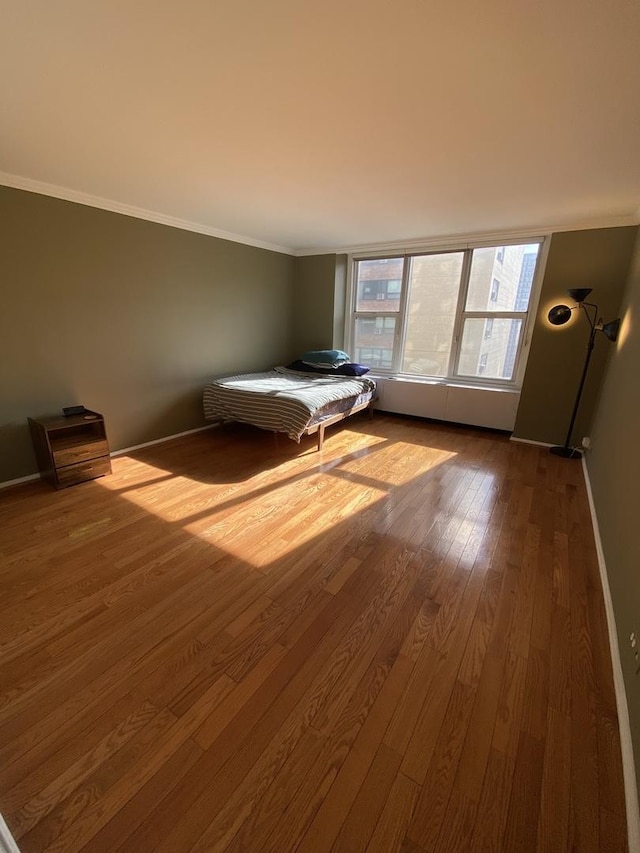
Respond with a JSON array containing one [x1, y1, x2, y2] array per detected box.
[[345, 235, 549, 390]]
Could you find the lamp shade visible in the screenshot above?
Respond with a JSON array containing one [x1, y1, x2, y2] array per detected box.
[[567, 288, 593, 303], [548, 304, 572, 326], [601, 318, 621, 342]]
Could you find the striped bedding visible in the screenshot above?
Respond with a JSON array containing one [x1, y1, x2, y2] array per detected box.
[[203, 367, 376, 441]]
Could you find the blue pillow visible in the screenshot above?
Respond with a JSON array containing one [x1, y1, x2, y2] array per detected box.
[[286, 360, 332, 374], [334, 362, 370, 376], [300, 349, 350, 368]]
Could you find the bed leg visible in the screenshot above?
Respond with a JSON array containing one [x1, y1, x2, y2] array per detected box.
[[317, 423, 325, 451]]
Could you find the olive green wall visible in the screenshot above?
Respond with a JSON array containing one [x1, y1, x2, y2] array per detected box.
[[291, 254, 342, 356], [3, 191, 637, 487], [514, 226, 638, 444], [332, 254, 348, 351], [587, 227, 640, 793], [0, 186, 295, 484]]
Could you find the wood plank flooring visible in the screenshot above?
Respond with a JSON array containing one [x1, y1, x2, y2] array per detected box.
[[0, 413, 627, 852]]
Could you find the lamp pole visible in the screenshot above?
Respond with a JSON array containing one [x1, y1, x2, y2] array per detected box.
[[551, 306, 597, 458], [548, 290, 620, 460]]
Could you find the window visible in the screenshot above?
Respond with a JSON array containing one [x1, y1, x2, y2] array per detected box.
[[360, 278, 402, 303], [373, 316, 395, 335], [358, 346, 393, 369], [349, 242, 542, 385]]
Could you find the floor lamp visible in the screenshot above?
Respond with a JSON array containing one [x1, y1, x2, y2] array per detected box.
[[547, 288, 621, 459]]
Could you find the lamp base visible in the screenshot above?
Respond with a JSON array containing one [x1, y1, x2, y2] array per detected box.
[[550, 445, 583, 459]]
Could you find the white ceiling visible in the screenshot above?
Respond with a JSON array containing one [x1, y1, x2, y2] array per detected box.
[[1, 0, 639, 255]]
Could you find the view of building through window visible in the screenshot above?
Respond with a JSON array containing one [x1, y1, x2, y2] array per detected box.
[[402, 252, 463, 376], [351, 243, 541, 382]]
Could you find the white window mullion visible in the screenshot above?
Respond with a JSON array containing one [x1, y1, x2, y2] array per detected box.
[[448, 249, 473, 379], [345, 257, 357, 357], [393, 256, 411, 373]]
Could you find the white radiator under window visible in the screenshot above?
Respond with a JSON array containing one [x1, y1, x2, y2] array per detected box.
[[372, 376, 520, 431]]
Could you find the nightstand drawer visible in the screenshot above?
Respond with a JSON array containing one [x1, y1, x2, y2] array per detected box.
[[56, 456, 112, 487], [52, 439, 110, 468]]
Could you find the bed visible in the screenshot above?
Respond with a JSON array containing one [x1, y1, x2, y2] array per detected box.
[[203, 366, 377, 450]]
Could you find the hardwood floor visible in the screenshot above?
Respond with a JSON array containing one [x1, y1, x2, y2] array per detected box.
[[0, 413, 627, 852]]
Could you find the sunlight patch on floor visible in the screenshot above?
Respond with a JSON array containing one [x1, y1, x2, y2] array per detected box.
[[93, 435, 457, 569], [336, 443, 457, 487], [98, 458, 176, 493], [183, 475, 388, 568]]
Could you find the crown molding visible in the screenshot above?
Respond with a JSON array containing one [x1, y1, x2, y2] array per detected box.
[[294, 214, 640, 257], [2, 171, 637, 259], [0, 171, 294, 256]]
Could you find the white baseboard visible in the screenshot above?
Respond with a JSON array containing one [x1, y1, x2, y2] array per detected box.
[[0, 472, 40, 491], [0, 424, 219, 490], [0, 814, 20, 853], [582, 457, 640, 852], [509, 435, 554, 447], [110, 423, 218, 457]]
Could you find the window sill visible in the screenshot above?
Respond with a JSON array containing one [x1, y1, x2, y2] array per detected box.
[[368, 373, 521, 394]]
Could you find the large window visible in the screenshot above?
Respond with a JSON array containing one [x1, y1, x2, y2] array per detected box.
[[349, 242, 542, 384]]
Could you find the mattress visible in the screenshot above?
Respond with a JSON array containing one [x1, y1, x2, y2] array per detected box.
[[203, 367, 377, 441]]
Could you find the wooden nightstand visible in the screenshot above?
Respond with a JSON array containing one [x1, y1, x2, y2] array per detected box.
[[28, 410, 112, 488]]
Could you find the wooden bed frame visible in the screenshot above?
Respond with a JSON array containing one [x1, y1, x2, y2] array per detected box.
[[302, 397, 375, 450]]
